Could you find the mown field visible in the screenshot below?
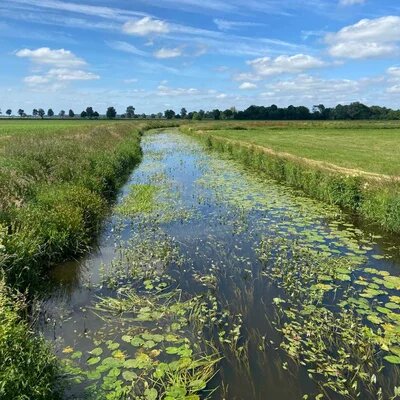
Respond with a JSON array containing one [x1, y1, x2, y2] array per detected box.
[[182, 120, 400, 233], [189, 120, 400, 176]]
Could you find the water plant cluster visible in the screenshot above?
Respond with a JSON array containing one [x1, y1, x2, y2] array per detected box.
[[258, 238, 400, 399]]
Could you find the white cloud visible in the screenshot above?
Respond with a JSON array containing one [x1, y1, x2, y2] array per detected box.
[[387, 67, 400, 78], [123, 17, 169, 36], [24, 75, 50, 85], [326, 16, 400, 59], [236, 54, 326, 80], [259, 74, 383, 106], [387, 85, 400, 94], [239, 82, 257, 90], [47, 68, 99, 81], [157, 85, 199, 96], [339, 0, 365, 5], [154, 47, 182, 59], [16, 47, 86, 67], [24, 69, 99, 87], [16, 46, 99, 87]]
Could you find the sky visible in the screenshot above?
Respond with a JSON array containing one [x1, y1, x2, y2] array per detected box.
[[1, 0, 400, 114]]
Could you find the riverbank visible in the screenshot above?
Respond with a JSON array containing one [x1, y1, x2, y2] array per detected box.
[[0, 120, 178, 399], [181, 123, 400, 234]]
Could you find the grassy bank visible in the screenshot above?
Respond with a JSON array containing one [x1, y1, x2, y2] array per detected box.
[[0, 121, 140, 288], [181, 122, 400, 233], [0, 120, 182, 289], [0, 120, 181, 398], [0, 278, 60, 399]]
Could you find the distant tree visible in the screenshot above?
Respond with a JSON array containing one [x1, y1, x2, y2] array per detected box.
[[32, 109, 38, 117], [38, 108, 45, 119], [6, 109, 12, 116], [93, 111, 100, 119], [192, 112, 202, 120], [150, 114, 156, 119], [164, 109, 176, 119], [347, 102, 371, 120], [212, 109, 221, 120], [157, 112, 163, 119], [81, 111, 88, 118], [106, 107, 117, 119], [59, 110, 66, 118], [86, 107, 94, 119], [126, 106, 135, 118], [47, 108, 54, 117], [180, 108, 187, 119], [68, 109, 75, 118], [223, 109, 233, 119], [140, 113, 146, 119], [18, 109, 24, 117]]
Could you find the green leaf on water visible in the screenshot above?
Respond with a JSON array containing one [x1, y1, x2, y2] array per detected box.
[[385, 302, 399, 310], [144, 388, 158, 400], [122, 370, 137, 381], [384, 355, 400, 365], [107, 342, 120, 351], [71, 351, 82, 360], [121, 335, 133, 343], [87, 356, 101, 366], [89, 347, 103, 357]]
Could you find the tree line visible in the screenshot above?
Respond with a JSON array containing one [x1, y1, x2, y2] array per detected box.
[[1, 102, 400, 120]]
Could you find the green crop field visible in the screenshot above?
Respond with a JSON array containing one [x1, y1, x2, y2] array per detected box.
[[190, 120, 400, 177]]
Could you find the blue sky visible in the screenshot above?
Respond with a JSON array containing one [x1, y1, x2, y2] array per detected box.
[[1, 0, 400, 114]]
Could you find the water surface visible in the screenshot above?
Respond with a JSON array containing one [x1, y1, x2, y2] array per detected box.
[[40, 131, 400, 400]]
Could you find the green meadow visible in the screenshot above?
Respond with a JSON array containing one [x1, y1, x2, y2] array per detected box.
[[188, 120, 400, 176]]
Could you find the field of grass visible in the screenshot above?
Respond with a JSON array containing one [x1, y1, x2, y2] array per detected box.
[[182, 120, 400, 233], [190, 120, 400, 177]]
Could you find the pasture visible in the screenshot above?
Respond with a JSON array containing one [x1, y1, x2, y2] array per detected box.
[[189, 120, 400, 176]]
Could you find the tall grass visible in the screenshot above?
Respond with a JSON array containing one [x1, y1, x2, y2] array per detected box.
[[0, 278, 60, 399], [182, 126, 400, 234], [0, 121, 181, 288]]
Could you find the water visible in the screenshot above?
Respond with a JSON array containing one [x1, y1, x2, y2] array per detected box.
[[40, 131, 400, 399]]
